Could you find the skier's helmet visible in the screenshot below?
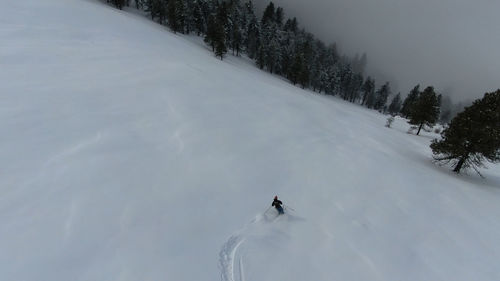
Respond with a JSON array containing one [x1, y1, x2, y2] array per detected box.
[[274, 196, 278, 200]]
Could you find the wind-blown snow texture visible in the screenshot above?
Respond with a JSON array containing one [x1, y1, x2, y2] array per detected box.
[[1, 0, 500, 280]]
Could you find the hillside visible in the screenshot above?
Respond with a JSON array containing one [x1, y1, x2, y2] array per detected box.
[[1, 0, 499, 280]]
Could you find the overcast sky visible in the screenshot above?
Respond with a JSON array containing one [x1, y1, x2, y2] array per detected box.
[[254, 0, 500, 102]]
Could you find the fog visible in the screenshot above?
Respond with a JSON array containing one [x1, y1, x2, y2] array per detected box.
[[254, 0, 500, 102]]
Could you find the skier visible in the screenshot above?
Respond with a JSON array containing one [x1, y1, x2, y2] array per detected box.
[[272, 196, 284, 214]]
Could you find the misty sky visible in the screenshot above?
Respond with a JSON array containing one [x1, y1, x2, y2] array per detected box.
[[254, 0, 500, 102]]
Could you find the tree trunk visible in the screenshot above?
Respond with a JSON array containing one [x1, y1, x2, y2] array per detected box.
[[453, 155, 467, 173], [417, 123, 423, 135]]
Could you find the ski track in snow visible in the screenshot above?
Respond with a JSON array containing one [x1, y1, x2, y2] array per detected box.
[[238, 255, 245, 281], [219, 209, 287, 281], [219, 235, 245, 281]]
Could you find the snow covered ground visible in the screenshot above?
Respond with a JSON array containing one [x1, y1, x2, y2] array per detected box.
[[1, 0, 499, 280]]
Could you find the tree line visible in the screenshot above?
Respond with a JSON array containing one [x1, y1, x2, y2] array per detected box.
[[106, 0, 499, 176], [105, 0, 455, 120], [107, 0, 391, 108]]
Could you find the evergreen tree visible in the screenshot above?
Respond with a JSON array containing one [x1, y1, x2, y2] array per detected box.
[[289, 52, 303, 85], [215, 1, 229, 35], [309, 40, 327, 93], [361, 77, 375, 106], [325, 64, 340, 95], [401, 85, 420, 118], [298, 60, 310, 88], [348, 73, 363, 103], [261, 1, 275, 25], [167, 0, 185, 33], [430, 90, 500, 174], [224, 0, 242, 55], [275, 7, 284, 27], [259, 23, 280, 73], [374, 82, 391, 111], [142, 0, 167, 23], [192, 0, 206, 35], [387, 92, 402, 116], [214, 20, 227, 59], [365, 90, 376, 109], [339, 63, 354, 100], [182, 0, 195, 34], [299, 33, 314, 85], [286, 17, 298, 33], [204, 15, 217, 51], [258, 2, 283, 74], [134, 0, 144, 9], [230, 20, 243, 55], [111, 0, 369, 103], [279, 29, 294, 80], [213, 3, 228, 59], [110, 0, 125, 9], [243, 1, 260, 59], [408, 86, 440, 135]]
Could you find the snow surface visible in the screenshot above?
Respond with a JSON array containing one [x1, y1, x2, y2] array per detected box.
[[1, 0, 500, 280]]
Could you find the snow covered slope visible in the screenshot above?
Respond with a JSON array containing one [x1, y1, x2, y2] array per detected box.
[[1, 0, 499, 280]]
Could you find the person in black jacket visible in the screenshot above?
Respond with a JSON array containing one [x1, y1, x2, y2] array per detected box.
[[272, 196, 284, 214]]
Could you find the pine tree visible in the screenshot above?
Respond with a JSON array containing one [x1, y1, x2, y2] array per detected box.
[[361, 77, 375, 106], [387, 92, 402, 116], [213, 3, 228, 59], [191, 0, 205, 35], [110, 0, 125, 9], [143, 0, 167, 23], [401, 85, 420, 118], [430, 90, 500, 174], [259, 23, 280, 73], [227, 0, 243, 55], [289, 52, 303, 85], [310, 41, 325, 92], [230, 21, 243, 55], [298, 61, 310, 89], [167, 0, 180, 33], [261, 1, 275, 25], [348, 73, 363, 103], [299, 33, 314, 86], [214, 20, 227, 59], [258, 2, 283, 74], [216, 1, 229, 40], [275, 7, 284, 26], [408, 86, 440, 135], [204, 15, 217, 51], [118, 0, 367, 99], [374, 82, 391, 111], [183, 0, 195, 34], [243, 2, 260, 59], [325, 64, 340, 95], [339, 63, 354, 100], [134, 0, 143, 9]]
